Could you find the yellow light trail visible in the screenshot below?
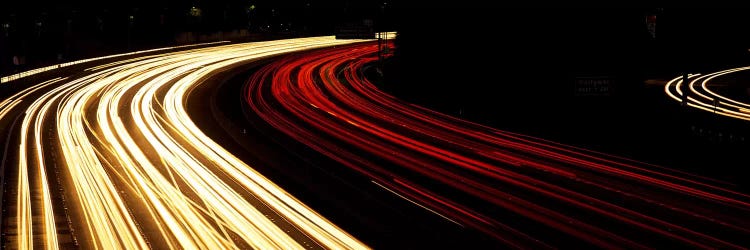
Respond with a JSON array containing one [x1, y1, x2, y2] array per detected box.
[[4, 36, 375, 249], [19, 88, 66, 250], [10, 77, 66, 250], [0, 41, 229, 84], [665, 67, 750, 121], [0, 78, 63, 120]]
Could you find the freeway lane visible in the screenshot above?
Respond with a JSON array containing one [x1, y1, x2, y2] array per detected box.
[[185, 52, 506, 249], [1, 37, 372, 249], [244, 43, 750, 248]]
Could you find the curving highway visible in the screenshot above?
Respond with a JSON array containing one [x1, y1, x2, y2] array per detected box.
[[0, 37, 371, 249], [3, 34, 750, 249], [666, 67, 750, 121], [245, 42, 750, 248]]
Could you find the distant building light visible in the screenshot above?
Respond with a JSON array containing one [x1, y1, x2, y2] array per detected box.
[[190, 7, 202, 17]]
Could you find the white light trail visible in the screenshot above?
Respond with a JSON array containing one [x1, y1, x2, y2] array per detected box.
[[3, 36, 378, 249], [665, 67, 750, 121]]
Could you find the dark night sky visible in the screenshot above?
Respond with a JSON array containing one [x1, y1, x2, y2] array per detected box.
[[388, 8, 750, 102], [5, 7, 750, 78], [0, 0, 394, 74]]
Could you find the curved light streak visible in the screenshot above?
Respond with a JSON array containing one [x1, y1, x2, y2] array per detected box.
[[246, 42, 750, 248], [665, 66, 750, 121], [2, 36, 372, 249], [0, 41, 228, 84]]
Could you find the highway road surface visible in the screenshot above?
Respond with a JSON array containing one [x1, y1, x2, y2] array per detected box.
[[0, 36, 373, 249], [2, 34, 750, 249], [242, 42, 750, 248]]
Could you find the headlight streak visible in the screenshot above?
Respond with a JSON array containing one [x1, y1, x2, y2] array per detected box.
[[9, 77, 66, 250], [665, 67, 750, 121], [246, 42, 750, 248], [165, 47, 368, 250], [0, 78, 63, 120], [3, 36, 372, 249], [0, 41, 229, 84]]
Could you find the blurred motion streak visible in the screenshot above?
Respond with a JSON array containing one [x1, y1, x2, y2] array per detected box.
[[666, 67, 750, 121], [1, 36, 371, 249], [246, 42, 750, 248]]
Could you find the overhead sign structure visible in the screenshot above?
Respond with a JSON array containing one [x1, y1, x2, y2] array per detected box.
[[574, 76, 613, 97]]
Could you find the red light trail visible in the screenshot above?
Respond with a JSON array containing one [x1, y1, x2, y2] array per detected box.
[[245, 42, 750, 248]]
